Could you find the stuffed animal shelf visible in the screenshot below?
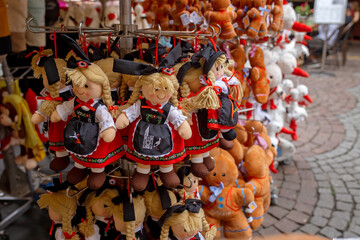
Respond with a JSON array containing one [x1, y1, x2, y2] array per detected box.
[[199, 149, 255, 239], [204, 0, 237, 40]]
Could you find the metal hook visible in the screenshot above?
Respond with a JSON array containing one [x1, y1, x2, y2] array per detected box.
[[79, 21, 84, 38], [215, 24, 222, 37], [66, 186, 88, 199], [36, 167, 68, 179]]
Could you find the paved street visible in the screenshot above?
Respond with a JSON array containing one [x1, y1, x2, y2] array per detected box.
[[254, 45, 360, 238]]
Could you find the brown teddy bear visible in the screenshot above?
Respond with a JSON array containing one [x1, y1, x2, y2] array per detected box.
[[204, 0, 237, 40], [267, 0, 284, 32], [171, 0, 190, 31], [200, 149, 255, 239], [246, 0, 270, 38], [248, 44, 270, 104], [235, 0, 254, 36], [153, 0, 172, 30]]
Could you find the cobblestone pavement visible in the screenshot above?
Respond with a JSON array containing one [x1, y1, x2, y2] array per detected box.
[[254, 46, 360, 238]]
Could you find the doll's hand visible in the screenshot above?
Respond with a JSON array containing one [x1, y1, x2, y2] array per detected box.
[[100, 127, 116, 142], [31, 113, 45, 125], [177, 121, 192, 140], [50, 111, 61, 123], [116, 113, 130, 129]]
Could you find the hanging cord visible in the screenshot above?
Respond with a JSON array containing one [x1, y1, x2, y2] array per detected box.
[[154, 36, 159, 67], [53, 31, 57, 58], [106, 33, 111, 58], [208, 37, 217, 52]]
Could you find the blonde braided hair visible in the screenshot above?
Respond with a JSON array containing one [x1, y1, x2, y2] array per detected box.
[[37, 190, 80, 240], [31, 49, 53, 79]]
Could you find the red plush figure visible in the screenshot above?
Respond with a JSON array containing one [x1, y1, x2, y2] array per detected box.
[[199, 149, 255, 239], [248, 44, 270, 104], [204, 0, 237, 40], [171, 0, 190, 31]]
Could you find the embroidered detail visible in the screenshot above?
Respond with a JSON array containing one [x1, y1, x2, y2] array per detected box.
[[185, 138, 219, 151], [224, 226, 250, 232], [73, 146, 124, 163], [49, 141, 64, 147], [127, 148, 186, 162]]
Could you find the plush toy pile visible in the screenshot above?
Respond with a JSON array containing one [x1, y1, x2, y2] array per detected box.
[[17, 1, 316, 239]]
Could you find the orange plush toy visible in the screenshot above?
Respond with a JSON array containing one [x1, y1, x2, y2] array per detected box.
[[248, 44, 270, 104], [204, 0, 237, 40], [246, 0, 270, 38], [171, 0, 190, 31], [267, 0, 284, 32], [199, 149, 255, 239], [241, 145, 272, 230], [153, 0, 172, 30], [235, 0, 254, 36], [188, 0, 201, 13]]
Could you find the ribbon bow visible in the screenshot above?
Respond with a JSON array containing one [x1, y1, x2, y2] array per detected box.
[[67, 56, 91, 69], [158, 199, 203, 227], [142, 100, 164, 113], [259, 7, 270, 16], [63, 232, 76, 239], [249, 44, 257, 58], [37, 95, 63, 102], [209, 182, 224, 203], [74, 98, 95, 111], [238, 161, 248, 177], [253, 132, 268, 149], [242, 68, 250, 78]]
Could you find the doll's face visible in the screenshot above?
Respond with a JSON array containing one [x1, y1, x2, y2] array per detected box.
[[113, 213, 126, 232], [73, 80, 102, 102], [171, 224, 199, 240], [183, 173, 199, 194], [210, 62, 225, 80], [48, 207, 62, 222], [91, 198, 112, 218], [142, 83, 173, 105]]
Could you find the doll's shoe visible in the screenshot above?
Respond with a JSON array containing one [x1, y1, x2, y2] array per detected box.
[[203, 156, 215, 171], [67, 167, 88, 185], [190, 162, 209, 178], [159, 170, 180, 188], [87, 172, 107, 190], [131, 172, 150, 191], [50, 156, 70, 172], [222, 129, 237, 141], [219, 138, 234, 150]]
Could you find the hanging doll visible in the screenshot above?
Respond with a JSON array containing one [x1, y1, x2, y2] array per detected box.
[[158, 199, 217, 240], [107, 190, 147, 240], [1, 92, 46, 169], [37, 190, 81, 240], [204, 45, 242, 150], [113, 44, 192, 191], [30, 49, 73, 172], [51, 44, 124, 189], [176, 166, 200, 199], [176, 51, 221, 178]]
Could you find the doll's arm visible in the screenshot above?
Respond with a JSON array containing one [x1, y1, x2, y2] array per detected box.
[[245, 180, 261, 196], [247, 8, 260, 19], [52, 98, 75, 122], [116, 100, 141, 129], [168, 107, 192, 139], [54, 226, 65, 240], [31, 111, 46, 125], [96, 106, 116, 142], [232, 188, 254, 207], [199, 185, 211, 204]]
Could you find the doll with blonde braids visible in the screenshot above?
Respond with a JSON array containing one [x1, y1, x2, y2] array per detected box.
[[37, 190, 80, 240], [51, 53, 124, 190], [113, 44, 192, 191], [30, 49, 74, 172], [204, 45, 242, 150], [176, 54, 221, 179], [107, 191, 147, 240], [78, 188, 119, 240], [158, 200, 217, 240]]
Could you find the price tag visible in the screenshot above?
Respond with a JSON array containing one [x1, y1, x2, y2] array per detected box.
[[169, 19, 174, 25], [190, 11, 202, 25], [180, 12, 191, 26], [242, 15, 250, 29], [233, 22, 238, 29], [228, 4, 236, 12]]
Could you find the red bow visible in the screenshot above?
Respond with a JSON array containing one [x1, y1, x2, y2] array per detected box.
[[63, 232, 76, 239], [105, 217, 114, 234], [38, 95, 63, 102], [74, 98, 95, 111], [49, 221, 55, 236], [142, 100, 164, 113], [108, 105, 119, 111]]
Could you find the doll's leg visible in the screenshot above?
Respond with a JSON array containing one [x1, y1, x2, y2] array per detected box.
[[248, 198, 264, 230], [88, 167, 107, 190], [202, 151, 215, 171], [131, 163, 150, 191], [223, 214, 252, 239], [67, 162, 88, 185], [190, 153, 209, 178], [50, 150, 70, 172], [159, 164, 180, 188], [218, 132, 234, 150]]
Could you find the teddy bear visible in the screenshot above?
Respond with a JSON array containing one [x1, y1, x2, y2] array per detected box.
[[204, 0, 237, 40], [241, 145, 272, 230], [267, 0, 284, 33], [246, 0, 270, 38], [199, 149, 255, 239], [188, 0, 201, 13], [152, 0, 172, 30], [248, 44, 270, 104], [171, 0, 191, 31], [235, 0, 254, 36]]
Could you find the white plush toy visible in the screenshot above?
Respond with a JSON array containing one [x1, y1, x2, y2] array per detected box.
[[104, 2, 120, 27], [63, 2, 85, 27], [277, 52, 309, 78], [134, 0, 150, 29], [283, 1, 312, 32]]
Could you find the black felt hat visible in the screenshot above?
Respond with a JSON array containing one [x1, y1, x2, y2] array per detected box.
[[200, 44, 225, 76], [61, 34, 90, 61], [43, 56, 61, 85]]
